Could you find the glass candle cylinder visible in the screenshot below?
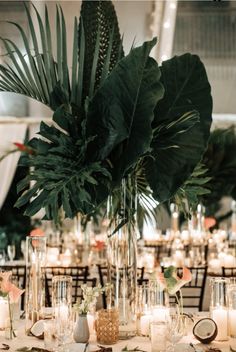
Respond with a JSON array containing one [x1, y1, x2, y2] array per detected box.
[[210, 277, 229, 341], [96, 308, 119, 344], [25, 235, 46, 333], [52, 276, 73, 347], [228, 279, 236, 337], [150, 280, 169, 323], [136, 284, 152, 336], [0, 296, 9, 330]]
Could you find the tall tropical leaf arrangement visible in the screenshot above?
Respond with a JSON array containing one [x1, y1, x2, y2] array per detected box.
[[0, 1, 212, 224], [0, 1, 164, 221]]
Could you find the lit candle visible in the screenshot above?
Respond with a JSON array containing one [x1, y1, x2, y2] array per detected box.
[[47, 248, 59, 264], [152, 307, 169, 322], [224, 255, 235, 268], [140, 314, 152, 336], [212, 308, 228, 341], [173, 250, 184, 267], [55, 304, 69, 322], [229, 309, 236, 336], [209, 258, 221, 273], [60, 249, 72, 266], [0, 297, 9, 329]]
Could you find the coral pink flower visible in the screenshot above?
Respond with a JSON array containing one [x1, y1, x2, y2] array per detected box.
[[157, 266, 192, 295], [30, 228, 45, 237], [0, 271, 24, 303]]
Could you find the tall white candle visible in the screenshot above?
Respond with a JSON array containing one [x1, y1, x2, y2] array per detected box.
[[0, 298, 9, 329], [212, 308, 228, 341], [224, 255, 235, 268], [229, 309, 236, 337], [55, 304, 69, 322], [152, 307, 169, 322], [140, 314, 152, 336]]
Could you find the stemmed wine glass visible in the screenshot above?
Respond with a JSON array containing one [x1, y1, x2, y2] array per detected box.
[[7, 244, 16, 262], [166, 303, 184, 352]]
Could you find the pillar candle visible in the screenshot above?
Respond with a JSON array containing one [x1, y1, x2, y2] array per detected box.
[[229, 309, 236, 337], [55, 304, 69, 322], [140, 314, 152, 336], [212, 308, 228, 341], [0, 297, 9, 329], [152, 307, 169, 322]]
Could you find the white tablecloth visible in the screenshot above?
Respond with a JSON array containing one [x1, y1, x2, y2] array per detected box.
[[0, 320, 233, 352]]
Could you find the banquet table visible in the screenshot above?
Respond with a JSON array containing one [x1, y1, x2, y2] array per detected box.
[[0, 319, 233, 352]]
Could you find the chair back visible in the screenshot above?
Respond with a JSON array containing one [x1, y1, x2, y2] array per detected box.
[[222, 267, 236, 277], [169, 266, 208, 311]]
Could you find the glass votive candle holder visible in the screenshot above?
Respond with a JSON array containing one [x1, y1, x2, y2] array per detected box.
[[140, 312, 152, 336], [136, 284, 151, 336], [96, 308, 119, 344], [228, 279, 236, 338], [150, 321, 167, 352]]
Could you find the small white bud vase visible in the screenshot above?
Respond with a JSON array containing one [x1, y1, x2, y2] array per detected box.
[[73, 314, 90, 343]]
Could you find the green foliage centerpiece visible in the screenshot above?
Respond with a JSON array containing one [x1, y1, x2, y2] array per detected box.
[[0, 1, 212, 222], [0, 0, 213, 339]]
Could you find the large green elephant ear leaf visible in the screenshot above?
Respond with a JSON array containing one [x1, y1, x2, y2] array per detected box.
[[146, 53, 213, 202], [86, 38, 164, 183]]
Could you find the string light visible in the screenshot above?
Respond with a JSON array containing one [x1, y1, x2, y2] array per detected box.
[[163, 21, 170, 29], [170, 3, 177, 9]]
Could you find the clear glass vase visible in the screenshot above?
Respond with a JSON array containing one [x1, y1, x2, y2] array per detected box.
[[210, 277, 229, 341], [25, 235, 46, 333], [107, 178, 138, 339]]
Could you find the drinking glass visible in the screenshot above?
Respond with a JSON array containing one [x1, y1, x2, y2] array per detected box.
[[20, 240, 26, 261], [7, 245, 15, 261], [44, 319, 58, 351], [166, 304, 184, 352], [150, 321, 167, 352], [52, 276, 73, 351], [0, 249, 6, 265]]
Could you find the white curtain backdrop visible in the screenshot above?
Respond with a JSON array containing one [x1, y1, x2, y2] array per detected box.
[[0, 123, 27, 210]]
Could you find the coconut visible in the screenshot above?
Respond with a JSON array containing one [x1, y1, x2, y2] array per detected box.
[[193, 318, 218, 344], [30, 319, 44, 339]]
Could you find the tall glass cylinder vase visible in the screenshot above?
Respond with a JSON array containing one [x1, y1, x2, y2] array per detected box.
[[107, 178, 138, 339], [25, 235, 46, 333], [150, 280, 169, 322], [210, 277, 229, 341]]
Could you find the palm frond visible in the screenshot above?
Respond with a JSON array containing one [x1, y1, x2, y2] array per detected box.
[[173, 162, 211, 215]]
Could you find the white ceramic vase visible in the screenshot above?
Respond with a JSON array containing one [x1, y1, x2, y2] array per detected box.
[[73, 314, 90, 343]]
